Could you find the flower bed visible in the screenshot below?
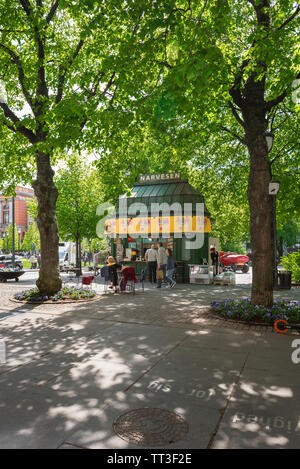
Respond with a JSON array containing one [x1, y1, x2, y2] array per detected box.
[[211, 298, 300, 324], [13, 286, 97, 303]]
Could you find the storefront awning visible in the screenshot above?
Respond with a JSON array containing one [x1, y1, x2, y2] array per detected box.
[[105, 216, 211, 235]]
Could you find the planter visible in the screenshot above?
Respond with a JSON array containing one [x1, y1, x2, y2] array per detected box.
[[10, 294, 102, 305], [0, 270, 25, 283]]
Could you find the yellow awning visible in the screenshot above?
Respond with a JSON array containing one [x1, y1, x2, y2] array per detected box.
[[104, 216, 211, 235]]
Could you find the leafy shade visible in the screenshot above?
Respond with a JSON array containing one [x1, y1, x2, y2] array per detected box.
[[21, 221, 40, 251], [55, 155, 103, 243]]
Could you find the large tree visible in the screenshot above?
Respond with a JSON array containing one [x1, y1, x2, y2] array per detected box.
[[94, 0, 299, 306], [0, 0, 141, 294], [55, 155, 103, 273]]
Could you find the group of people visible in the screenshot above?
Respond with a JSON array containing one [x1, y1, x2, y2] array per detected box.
[[99, 255, 136, 294], [95, 242, 176, 293], [145, 242, 176, 289]]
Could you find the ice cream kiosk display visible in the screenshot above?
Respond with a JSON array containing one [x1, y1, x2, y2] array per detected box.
[[104, 173, 214, 283], [189, 264, 214, 284]]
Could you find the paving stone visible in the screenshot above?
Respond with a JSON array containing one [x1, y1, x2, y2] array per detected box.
[[182, 329, 258, 354], [245, 335, 300, 375], [211, 365, 300, 449], [0, 386, 93, 449], [0, 319, 116, 375], [211, 402, 300, 449]]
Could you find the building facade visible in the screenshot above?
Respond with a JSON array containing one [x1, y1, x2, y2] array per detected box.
[[0, 186, 35, 246]]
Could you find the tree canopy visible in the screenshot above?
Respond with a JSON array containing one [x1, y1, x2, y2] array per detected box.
[[55, 155, 103, 244], [0, 0, 299, 303]]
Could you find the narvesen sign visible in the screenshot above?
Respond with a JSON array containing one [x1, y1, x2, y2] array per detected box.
[[139, 173, 181, 183]]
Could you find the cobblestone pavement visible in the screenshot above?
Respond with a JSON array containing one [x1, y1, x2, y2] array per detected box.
[[0, 270, 299, 449]]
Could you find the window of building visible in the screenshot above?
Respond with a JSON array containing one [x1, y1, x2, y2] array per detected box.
[[3, 211, 9, 225]]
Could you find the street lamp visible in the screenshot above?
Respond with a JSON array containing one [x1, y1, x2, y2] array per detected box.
[[18, 229, 21, 250], [269, 179, 280, 289], [12, 196, 15, 269], [265, 131, 278, 289]]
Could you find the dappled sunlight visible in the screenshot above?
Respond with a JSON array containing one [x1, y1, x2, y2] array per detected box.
[[213, 369, 300, 449], [1, 273, 299, 448]]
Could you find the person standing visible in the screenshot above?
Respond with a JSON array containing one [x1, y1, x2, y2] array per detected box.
[[29, 254, 36, 269], [166, 248, 176, 288], [83, 252, 88, 266], [107, 256, 121, 293], [145, 244, 158, 284], [210, 247, 219, 276], [156, 242, 167, 288]]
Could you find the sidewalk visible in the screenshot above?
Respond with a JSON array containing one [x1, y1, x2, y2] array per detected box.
[[0, 279, 299, 449]]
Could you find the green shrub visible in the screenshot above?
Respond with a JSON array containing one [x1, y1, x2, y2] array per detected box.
[[280, 251, 300, 283]]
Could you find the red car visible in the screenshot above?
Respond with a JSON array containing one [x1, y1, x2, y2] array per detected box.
[[219, 252, 250, 273]]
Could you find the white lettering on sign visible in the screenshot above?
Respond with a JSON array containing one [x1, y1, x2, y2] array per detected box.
[[139, 173, 181, 182]]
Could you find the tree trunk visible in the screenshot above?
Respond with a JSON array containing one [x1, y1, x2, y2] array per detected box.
[[32, 151, 62, 295], [278, 236, 283, 259], [246, 134, 274, 307], [75, 237, 82, 277]]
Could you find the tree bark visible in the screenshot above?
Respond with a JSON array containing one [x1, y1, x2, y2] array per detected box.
[[246, 132, 274, 307], [32, 151, 62, 295], [75, 237, 82, 277]]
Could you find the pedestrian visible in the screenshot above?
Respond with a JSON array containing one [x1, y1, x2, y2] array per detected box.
[[29, 254, 36, 269], [210, 247, 219, 276], [166, 248, 176, 288], [156, 242, 167, 288], [83, 252, 87, 266], [145, 244, 158, 284], [106, 256, 121, 293], [37, 254, 41, 269]]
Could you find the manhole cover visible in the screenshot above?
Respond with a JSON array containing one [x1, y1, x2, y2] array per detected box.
[[113, 408, 189, 446]]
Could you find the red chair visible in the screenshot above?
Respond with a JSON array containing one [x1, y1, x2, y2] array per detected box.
[[82, 275, 94, 288], [120, 267, 138, 293]]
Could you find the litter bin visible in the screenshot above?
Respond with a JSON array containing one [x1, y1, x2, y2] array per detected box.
[[277, 270, 292, 290], [175, 264, 185, 283]]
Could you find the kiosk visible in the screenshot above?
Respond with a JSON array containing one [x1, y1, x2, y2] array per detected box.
[[105, 173, 216, 283]]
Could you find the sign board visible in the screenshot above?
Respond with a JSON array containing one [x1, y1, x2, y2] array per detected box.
[[139, 173, 181, 183], [104, 216, 211, 235]]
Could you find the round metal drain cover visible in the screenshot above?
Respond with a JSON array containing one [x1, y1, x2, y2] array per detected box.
[[113, 408, 189, 446]]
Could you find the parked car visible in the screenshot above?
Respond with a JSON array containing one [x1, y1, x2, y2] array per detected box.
[[219, 251, 250, 273], [0, 254, 23, 270]]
